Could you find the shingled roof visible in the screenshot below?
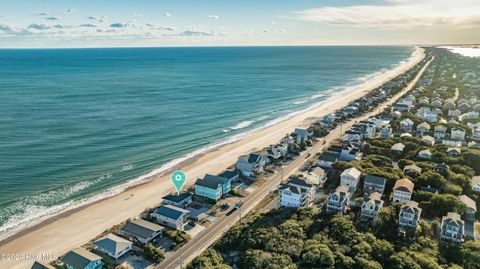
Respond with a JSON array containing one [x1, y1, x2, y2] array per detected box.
[[394, 178, 414, 193]]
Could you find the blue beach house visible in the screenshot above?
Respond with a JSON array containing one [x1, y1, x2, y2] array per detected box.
[[63, 248, 103, 269], [194, 174, 232, 201]]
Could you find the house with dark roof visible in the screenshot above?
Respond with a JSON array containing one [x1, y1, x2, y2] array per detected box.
[[63, 248, 103, 269], [154, 205, 190, 230], [398, 201, 422, 232], [236, 153, 266, 177], [326, 186, 349, 215], [433, 163, 449, 175], [162, 192, 192, 209], [440, 212, 465, 243], [194, 174, 232, 201], [363, 175, 387, 196], [31, 261, 55, 269], [218, 170, 240, 182], [278, 178, 315, 208], [120, 219, 164, 245], [317, 151, 339, 169], [93, 234, 132, 260], [400, 118, 414, 132]]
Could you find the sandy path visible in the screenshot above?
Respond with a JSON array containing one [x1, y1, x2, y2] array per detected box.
[[0, 48, 424, 269]]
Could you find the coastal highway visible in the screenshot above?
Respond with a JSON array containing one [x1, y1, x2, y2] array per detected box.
[[159, 56, 434, 269]]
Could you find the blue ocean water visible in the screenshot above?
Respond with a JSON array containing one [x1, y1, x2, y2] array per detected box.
[[0, 46, 414, 239]]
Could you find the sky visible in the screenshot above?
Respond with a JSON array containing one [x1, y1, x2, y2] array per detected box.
[[0, 0, 479, 48]]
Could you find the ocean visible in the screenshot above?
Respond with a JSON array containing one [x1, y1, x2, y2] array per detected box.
[[0, 46, 415, 240]]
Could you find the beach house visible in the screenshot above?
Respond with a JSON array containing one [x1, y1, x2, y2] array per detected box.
[[416, 122, 431, 136], [162, 192, 193, 209], [293, 128, 311, 144], [361, 192, 384, 220], [302, 167, 327, 188], [120, 219, 164, 245], [326, 185, 349, 215], [398, 201, 422, 232], [93, 234, 132, 260], [418, 149, 432, 160], [400, 118, 414, 132], [440, 212, 465, 243], [433, 163, 449, 175], [434, 125, 447, 139], [391, 143, 405, 154], [194, 174, 232, 201], [279, 178, 316, 208], [393, 178, 414, 204], [31, 261, 55, 269], [447, 147, 461, 156], [236, 153, 266, 177], [451, 128, 466, 141], [459, 195, 477, 221], [363, 175, 387, 196], [317, 151, 339, 169], [340, 167, 361, 192], [422, 135, 435, 146], [380, 125, 392, 138], [63, 248, 103, 269], [403, 164, 422, 176], [154, 205, 190, 231]]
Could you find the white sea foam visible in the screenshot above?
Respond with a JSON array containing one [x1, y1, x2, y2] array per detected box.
[[121, 164, 134, 171], [230, 120, 255, 130], [0, 46, 423, 242], [293, 99, 309, 105]]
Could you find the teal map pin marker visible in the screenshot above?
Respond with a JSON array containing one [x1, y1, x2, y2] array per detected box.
[[171, 170, 187, 194]]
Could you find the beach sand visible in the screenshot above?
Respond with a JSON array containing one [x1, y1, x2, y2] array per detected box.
[[0, 48, 425, 269]]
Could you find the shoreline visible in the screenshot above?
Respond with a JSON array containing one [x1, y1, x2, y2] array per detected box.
[[0, 47, 425, 269]]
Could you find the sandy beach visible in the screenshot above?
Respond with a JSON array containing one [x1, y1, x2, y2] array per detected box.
[[0, 47, 425, 269]]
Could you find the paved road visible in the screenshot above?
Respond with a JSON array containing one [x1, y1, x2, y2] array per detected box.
[[159, 55, 434, 269]]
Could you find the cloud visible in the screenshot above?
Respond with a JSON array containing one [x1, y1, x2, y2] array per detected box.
[[87, 16, 108, 22], [145, 23, 175, 31], [27, 23, 51, 30], [296, 0, 480, 29], [160, 26, 175, 31], [163, 12, 172, 17], [0, 24, 22, 34], [179, 30, 216, 36], [46, 17, 59, 21], [79, 23, 97, 28], [110, 22, 136, 28], [208, 15, 219, 20]]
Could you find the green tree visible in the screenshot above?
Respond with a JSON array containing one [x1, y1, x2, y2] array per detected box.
[[301, 241, 335, 268], [188, 249, 231, 269], [144, 243, 165, 262]]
